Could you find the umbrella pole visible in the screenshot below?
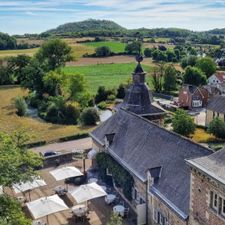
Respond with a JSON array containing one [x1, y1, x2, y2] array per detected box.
[[29, 190, 31, 201], [47, 215, 49, 225], [83, 158, 86, 173]]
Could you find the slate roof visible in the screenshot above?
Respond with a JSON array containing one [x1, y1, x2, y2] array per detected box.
[[187, 149, 225, 185], [90, 109, 212, 218], [207, 95, 225, 114]]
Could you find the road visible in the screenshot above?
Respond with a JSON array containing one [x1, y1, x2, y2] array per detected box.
[[31, 137, 92, 154]]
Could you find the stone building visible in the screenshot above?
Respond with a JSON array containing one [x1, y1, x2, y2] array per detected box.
[[187, 149, 225, 225], [90, 61, 214, 225]]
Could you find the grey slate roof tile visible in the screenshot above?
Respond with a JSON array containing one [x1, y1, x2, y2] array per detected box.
[[207, 95, 225, 114], [91, 109, 212, 216]]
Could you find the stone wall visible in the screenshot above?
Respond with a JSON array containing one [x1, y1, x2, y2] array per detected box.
[[189, 168, 225, 225], [147, 193, 187, 225]]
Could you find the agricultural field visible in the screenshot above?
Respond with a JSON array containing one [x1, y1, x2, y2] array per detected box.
[[82, 41, 126, 53], [63, 63, 154, 95], [0, 86, 93, 143], [0, 48, 39, 58]]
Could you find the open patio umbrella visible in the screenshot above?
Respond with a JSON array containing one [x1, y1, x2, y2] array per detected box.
[[69, 182, 107, 203], [13, 177, 46, 201], [50, 166, 83, 181], [26, 194, 69, 224]]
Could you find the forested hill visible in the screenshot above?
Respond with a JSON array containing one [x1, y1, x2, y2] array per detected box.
[[42, 19, 126, 36]]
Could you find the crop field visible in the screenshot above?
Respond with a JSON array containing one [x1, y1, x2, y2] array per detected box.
[[0, 48, 39, 58], [0, 86, 93, 143], [63, 63, 154, 95], [82, 41, 126, 53]]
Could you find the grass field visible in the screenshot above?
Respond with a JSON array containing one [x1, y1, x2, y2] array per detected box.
[[0, 48, 39, 58], [82, 41, 126, 53], [0, 86, 93, 143], [63, 63, 154, 95]]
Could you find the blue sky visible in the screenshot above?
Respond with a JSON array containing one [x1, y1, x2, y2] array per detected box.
[[1, 0, 225, 34]]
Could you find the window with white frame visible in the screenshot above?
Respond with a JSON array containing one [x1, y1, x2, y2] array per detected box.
[[153, 209, 172, 225], [210, 191, 225, 218]]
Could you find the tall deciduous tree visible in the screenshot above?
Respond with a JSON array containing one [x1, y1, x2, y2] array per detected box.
[[36, 39, 72, 70], [183, 66, 207, 86], [172, 109, 196, 137], [208, 117, 225, 139], [196, 57, 217, 78], [163, 65, 177, 91]]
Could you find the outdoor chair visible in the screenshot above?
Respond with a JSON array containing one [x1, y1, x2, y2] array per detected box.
[[124, 207, 130, 217]]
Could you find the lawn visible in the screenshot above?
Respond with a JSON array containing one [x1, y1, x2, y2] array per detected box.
[[82, 41, 126, 53], [63, 63, 154, 95], [0, 86, 94, 143]]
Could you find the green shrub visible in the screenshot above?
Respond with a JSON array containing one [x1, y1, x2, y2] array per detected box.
[[107, 94, 116, 102], [80, 107, 99, 125], [208, 117, 225, 139], [95, 46, 111, 57], [14, 96, 27, 116], [97, 101, 107, 110], [144, 48, 152, 57], [116, 83, 126, 99]]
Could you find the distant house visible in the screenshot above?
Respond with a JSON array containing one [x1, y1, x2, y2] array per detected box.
[[178, 85, 208, 109], [187, 149, 225, 225], [208, 71, 225, 93], [206, 95, 225, 126]]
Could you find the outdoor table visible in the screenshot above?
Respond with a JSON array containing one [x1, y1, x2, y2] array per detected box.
[[113, 205, 125, 217], [105, 194, 116, 204], [72, 204, 88, 217], [32, 219, 46, 225], [54, 186, 67, 196], [88, 178, 98, 183]]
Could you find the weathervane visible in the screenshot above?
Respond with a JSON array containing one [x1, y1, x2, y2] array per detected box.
[[135, 54, 143, 64]]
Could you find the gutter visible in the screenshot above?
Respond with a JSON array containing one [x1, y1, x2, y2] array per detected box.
[[186, 159, 225, 187], [150, 186, 188, 220]]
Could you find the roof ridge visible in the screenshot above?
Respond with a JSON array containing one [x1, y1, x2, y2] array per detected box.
[[120, 108, 213, 153]]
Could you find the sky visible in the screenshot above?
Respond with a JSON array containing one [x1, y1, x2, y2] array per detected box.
[[1, 0, 225, 35]]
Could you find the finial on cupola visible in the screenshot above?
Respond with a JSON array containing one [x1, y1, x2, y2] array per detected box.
[[134, 54, 144, 73]]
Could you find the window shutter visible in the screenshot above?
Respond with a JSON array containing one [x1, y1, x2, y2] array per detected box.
[[219, 197, 222, 214], [210, 191, 213, 208]]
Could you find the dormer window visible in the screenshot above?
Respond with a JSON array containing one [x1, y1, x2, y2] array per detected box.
[[104, 133, 115, 148]]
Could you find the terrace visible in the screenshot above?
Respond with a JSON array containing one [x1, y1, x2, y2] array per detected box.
[[6, 158, 136, 225]]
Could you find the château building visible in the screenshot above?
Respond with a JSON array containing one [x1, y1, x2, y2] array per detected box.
[[90, 60, 225, 225]]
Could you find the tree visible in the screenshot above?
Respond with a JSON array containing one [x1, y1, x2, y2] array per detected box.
[[181, 55, 197, 69], [64, 73, 89, 105], [116, 83, 126, 99], [36, 39, 72, 70], [152, 63, 164, 92], [7, 55, 31, 84], [196, 57, 217, 78], [208, 117, 225, 139], [125, 41, 142, 55], [21, 59, 45, 97], [144, 48, 152, 57], [0, 195, 31, 225], [0, 131, 43, 187], [183, 66, 207, 86], [163, 65, 177, 91], [0, 65, 13, 85], [80, 108, 99, 125], [14, 96, 27, 116], [172, 109, 196, 137], [166, 49, 177, 62], [107, 214, 122, 225], [43, 71, 63, 96], [95, 86, 109, 103], [95, 46, 111, 57]]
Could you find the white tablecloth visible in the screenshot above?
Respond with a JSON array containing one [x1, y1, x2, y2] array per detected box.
[[105, 194, 116, 204], [72, 204, 88, 217], [113, 205, 125, 217], [88, 178, 98, 183]]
